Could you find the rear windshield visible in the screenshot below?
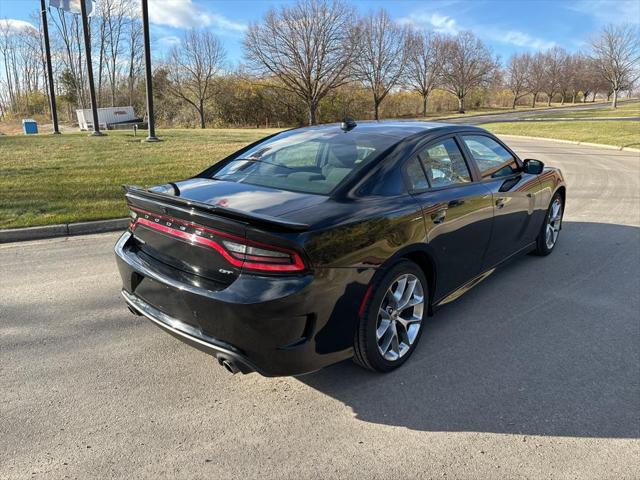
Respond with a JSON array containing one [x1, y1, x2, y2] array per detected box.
[[208, 128, 399, 194]]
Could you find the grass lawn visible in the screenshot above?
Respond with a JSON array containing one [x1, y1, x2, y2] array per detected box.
[[486, 120, 640, 149], [423, 102, 609, 121], [530, 101, 640, 119], [0, 128, 282, 229]]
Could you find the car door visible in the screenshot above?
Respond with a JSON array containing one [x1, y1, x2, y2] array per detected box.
[[405, 136, 494, 301], [459, 134, 542, 268]]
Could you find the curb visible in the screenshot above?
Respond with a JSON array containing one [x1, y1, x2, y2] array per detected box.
[[495, 134, 640, 153], [0, 218, 129, 244]]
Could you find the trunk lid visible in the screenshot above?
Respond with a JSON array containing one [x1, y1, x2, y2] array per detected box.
[[125, 181, 313, 286], [151, 177, 327, 217]]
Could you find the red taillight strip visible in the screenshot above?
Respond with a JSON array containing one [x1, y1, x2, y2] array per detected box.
[[131, 206, 291, 251], [134, 215, 305, 272], [131, 206, 245, 242]]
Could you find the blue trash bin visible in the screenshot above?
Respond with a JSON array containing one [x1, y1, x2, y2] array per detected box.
[[22, 119, 38, 135]]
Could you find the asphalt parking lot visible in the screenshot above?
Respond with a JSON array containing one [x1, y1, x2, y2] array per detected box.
[[1, 138, 639, 479]]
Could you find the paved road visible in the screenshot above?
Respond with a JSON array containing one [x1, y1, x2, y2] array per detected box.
[[1, 139, 639, 479], [440, 99, 638, 125]]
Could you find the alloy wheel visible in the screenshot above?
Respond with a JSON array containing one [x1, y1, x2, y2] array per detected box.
[[376, 274, 425, 361], [545, 197, 563, 249]]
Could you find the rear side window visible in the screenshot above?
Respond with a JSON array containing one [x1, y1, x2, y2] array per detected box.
[[417, 138, 471, 188], [405, 157, 429, 191], [462, 135, 519, 179]]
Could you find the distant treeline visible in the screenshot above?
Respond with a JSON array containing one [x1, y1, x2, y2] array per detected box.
[[0, 0, 638, 128]]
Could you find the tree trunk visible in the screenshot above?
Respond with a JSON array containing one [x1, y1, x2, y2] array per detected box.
[[532, 93, 537, 108], [512, 95, 517, 109], [199, 100, 205, 128], [457, 96, 464, 114], [374, 100, 380, 120], [572, 91, 576, 104], [308, 101, 317, 125], [612, 89, 618, 108], [547, 94, 552, 106], [422, 94, 428, 117]]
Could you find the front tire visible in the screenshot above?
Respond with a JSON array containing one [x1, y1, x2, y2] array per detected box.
[[354, 260, 427, 372], [534, 192, 564, 256]]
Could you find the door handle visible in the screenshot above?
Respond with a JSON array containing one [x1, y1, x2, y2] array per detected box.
[[495, 197, 506, 209], [448, 199, 465, 207], [431, 209, 447, 224]]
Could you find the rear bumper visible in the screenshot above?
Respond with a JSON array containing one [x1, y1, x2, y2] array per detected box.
[[115, 231, 375, 376], [122, 290, 259, 374]]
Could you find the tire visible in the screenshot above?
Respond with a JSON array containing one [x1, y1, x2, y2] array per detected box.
[[534, 192, 564, 256], [354, 260, 428, 372]]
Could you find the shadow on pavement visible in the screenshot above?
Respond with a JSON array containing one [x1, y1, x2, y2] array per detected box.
[[297, 221, 640, 438]]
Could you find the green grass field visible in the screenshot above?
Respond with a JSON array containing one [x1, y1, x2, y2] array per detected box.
[[424, 102, 606, 121], [530, 101, 640, 119], [485, 120, 640, 149], [0, 128, 282, 229]]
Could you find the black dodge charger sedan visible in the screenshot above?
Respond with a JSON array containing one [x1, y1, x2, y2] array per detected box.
[[115, 121, 565, 376]]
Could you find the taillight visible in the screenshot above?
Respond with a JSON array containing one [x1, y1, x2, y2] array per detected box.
[[130, 207, 306, 273]]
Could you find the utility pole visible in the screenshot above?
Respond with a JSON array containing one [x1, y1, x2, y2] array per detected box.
[[79, 0, 104, 136], [40, 0, 60, 134], [141, 0, 159, 141]]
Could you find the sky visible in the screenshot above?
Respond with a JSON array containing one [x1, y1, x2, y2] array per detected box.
[[1, 0, 639, 66]]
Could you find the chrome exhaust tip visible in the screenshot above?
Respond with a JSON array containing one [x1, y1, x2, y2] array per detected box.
[[218, 357, 239, 375]]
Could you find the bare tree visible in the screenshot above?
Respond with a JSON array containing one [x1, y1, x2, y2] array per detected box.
[[505, 52, 531, 109], [51, 8, 88, 108], [353, 9, 409, 120], [0, 21, 19, 112], [589, 24, 640, 108], [125, 3, 143, 106], [542, 46, 567, 106], [440, 31, 495, 113], [406, 30, 443, 116], [244, 0, 356, 125], [559, 53, 575, 104], [526, 51, 546, 107], [166, 30, 226, 128]]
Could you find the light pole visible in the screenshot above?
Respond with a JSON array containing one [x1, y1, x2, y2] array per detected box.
[[79, 0, 104, 136], [141, 0, 160, 142], [40, 0, 60, 134]]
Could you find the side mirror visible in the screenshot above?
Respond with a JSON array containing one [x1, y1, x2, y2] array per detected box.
[[523, 159, 544, 175]]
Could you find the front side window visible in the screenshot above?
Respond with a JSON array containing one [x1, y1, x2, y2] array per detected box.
[[417, 138, 471, 188], [209, 129, 398, 195], [462, 135, 519, 179]]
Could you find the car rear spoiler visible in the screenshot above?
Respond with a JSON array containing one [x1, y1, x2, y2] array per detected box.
[[124, 185, 310, 232]]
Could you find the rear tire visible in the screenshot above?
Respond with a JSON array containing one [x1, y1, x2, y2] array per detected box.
[[354, 260, 427, 373], [534, 192, 564, 256]]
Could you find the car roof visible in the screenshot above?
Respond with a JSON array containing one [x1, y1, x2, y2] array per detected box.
[[293, 120, 486, 140]]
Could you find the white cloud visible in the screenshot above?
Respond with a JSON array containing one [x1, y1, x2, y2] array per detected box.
[[428, 13, 459, 35], [398, 13, 459, 35], [499, 30, 556, 50], [0, 19, 37, 33], [398, 9, 554, 51], [147, 0, 246, 32], [158, 35, 181, 48], [565, 0, 640, 25]]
